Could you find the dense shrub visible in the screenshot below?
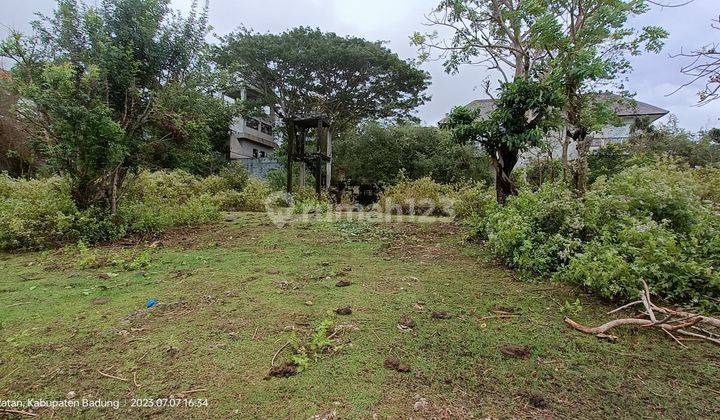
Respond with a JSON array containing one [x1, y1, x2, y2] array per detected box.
[[267, 168, 286, 191], [692, 166, 720, 207], [112, 170, 222, 234], [117, 196, 219, 234], [333, 122, 492, 186], [480, 182, 583, 275], [453, 183, 495, 221], [0, 168, 277, 250], [219, 162, 250, 191], [236, 178, 272, 212], [0, 175, 78, 249], [377, 177, 455, 216], [461, 163, 720, 312]]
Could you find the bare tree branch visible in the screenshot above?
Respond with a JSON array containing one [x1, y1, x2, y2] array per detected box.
[[670, 16, 720, 105]]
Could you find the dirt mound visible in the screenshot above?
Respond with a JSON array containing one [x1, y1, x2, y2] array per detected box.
[[500, 345, 530, 359], [384, 356, 411, 372]]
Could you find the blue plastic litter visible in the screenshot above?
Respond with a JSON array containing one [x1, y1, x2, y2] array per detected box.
[[146, 299, 157, 308]]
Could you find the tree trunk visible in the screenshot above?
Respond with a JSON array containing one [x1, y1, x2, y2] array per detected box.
[[493, 149, 519, 204], [561, 127, 571, 183], [111, 168, 119, 216], [572, 130, 590, 195]]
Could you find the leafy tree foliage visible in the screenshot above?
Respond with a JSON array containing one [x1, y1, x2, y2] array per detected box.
[[445, 79, 562, 203], [412, 0, 558, 82], [214, 27, 430, 130], [414, 0, 668, 193], [0, 72, 35, 177], [0, 0, 233, 212], [544, 0, 668, 193], [332, 122, 491, 186]]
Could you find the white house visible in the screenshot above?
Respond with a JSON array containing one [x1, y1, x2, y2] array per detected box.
[[440, 94, 670, 163]]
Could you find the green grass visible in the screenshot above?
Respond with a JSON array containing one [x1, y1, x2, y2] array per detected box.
[[1, 212, 719, 418]]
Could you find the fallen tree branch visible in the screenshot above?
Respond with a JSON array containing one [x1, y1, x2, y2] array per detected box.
[[607, 300, 642, 315], [271, 341, 292, 367], [98, 370, 128, 382], [0, 408, 37, 417], [565, 281, 720, 347]]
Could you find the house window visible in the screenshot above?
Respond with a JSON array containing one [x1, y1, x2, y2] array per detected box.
[[260, 151, 266, 158], [253, 148, 259, 158]]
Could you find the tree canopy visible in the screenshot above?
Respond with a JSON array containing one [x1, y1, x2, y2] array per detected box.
[[214, 27, 430, 130], [544, 0, 667, 192], [0, 0, 233, 212], [333, 122, 492, 187]]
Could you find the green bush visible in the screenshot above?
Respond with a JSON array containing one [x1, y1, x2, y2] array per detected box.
[[199, 174, 231, 194], [0, 175, 77, 249], [584, 162, 703, 235], [377, 176, 455, 216], [237, 178, 272, 212], [333, 122, 492, 186], [211, 189, 244, 211], [74, 207, 127, 244], [118, 170, 221, 233], [267, 168, 286, 191], [468, 163, 720, 312], [453, 183, 495, 222], [123, 170, 203, 203], [0, 169, 278, 250], [479, 182, 583, 275], [692, 166, 720, 207], [219, 162, 250, 191]]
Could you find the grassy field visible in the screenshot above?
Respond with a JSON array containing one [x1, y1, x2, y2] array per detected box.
[[1, 212, 719, 418]]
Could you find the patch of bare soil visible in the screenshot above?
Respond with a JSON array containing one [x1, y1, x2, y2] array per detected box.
[[335, 306, 352, 315], [524, 392, 549, 409], [431, 311, 453, 319], [397, 317, 416, 330], [375, 222, 467, 262], [500, 345, 531, 359], [266, 362, 298, 379]]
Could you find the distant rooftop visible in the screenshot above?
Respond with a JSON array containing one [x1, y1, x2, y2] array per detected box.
[[439, 93, 669, 125]]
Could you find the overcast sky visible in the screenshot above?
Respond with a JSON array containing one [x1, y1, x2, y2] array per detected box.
[[1, 0, 719, 130]]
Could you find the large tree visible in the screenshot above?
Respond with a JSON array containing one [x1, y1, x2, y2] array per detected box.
[[446, 78, 562, 203], [414, 0, 668, 194], [213, 27, 430, 131], [0, 0, 232, 213], [545, 0, 667, 193]]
